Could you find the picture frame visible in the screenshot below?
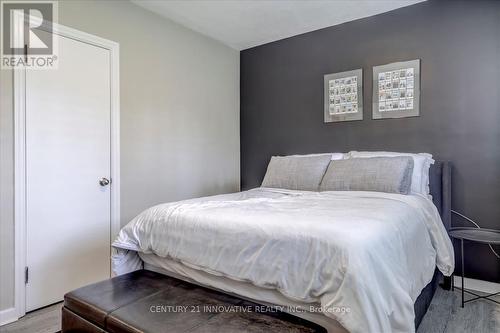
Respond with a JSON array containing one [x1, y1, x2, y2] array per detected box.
[[372, 59, 420, 119], [324, 69, 363, 123]]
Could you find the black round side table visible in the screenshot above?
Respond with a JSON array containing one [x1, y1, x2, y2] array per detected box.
[[448, 227, 500, 308]]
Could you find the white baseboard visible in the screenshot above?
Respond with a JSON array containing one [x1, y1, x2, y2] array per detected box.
[[0, 307, 18, 326], [453, 276, 500, 294]]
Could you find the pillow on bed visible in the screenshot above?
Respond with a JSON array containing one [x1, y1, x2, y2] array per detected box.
[[261, 154, 332, 191], [319, 156, 414, 194], [288, 153, 346, 160], [348, 151, 434, 197]]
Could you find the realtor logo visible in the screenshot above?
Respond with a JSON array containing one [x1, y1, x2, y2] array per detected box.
[[1, 1, 58, 69]]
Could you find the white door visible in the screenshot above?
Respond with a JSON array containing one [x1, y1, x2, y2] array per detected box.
[[25, 32, 112, 311]]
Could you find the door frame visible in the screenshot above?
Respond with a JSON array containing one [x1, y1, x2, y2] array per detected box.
[[13, 19, 120, 320]]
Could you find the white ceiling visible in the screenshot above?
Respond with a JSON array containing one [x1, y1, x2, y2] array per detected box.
[[131, 0, 424, 50]]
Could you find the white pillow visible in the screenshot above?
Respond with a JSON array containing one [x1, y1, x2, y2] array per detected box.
[[330, 153, 345, 161], [347, 151, 434, 197], [289, 153, 346, 160]]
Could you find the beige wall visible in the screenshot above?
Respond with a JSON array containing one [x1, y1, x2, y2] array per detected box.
[[0, 0, 239, 312]]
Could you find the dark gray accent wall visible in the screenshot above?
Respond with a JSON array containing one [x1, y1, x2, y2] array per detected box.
[[240, 1, 500, 282]]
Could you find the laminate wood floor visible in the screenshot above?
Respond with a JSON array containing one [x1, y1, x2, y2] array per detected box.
[[417, 288, 500, 333], [1, 288, 498, 333], [0, 302, 62, 333]]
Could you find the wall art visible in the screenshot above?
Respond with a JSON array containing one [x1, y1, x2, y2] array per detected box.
[[324, 69, 363, 123], [372, 59, 420, 119]]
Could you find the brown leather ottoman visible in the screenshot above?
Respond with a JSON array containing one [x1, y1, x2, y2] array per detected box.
[[62, 269, 326, 333]]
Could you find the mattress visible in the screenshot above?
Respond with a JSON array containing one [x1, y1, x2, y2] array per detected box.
[[140, 253, 347, 333], [112, 188, 454, 333]]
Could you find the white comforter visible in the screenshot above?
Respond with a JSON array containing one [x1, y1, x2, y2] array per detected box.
[[112, 188, 454, 333]]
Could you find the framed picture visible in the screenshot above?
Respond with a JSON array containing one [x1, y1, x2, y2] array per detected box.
[[372, 59, 420, 119], [324, 69, 363, 123]]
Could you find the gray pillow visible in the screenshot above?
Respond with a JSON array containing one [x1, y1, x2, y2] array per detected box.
[[261, 155, 332, 191], [319, 156, 414, 194]]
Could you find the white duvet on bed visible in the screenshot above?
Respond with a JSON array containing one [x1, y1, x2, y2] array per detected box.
[[112, 188, 454, 333]]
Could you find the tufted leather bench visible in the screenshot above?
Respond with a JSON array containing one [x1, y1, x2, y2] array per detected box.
[[62, 269, 326, 333]]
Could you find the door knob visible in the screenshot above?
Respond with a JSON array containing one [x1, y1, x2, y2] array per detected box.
[[99, 177, 110, 186]]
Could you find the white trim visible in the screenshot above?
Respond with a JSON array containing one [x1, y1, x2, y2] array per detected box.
[[0, 307, 18, 326], [454, 276, 500, 294], [13, 65, 26, 321], [13, 21, 120, 320]]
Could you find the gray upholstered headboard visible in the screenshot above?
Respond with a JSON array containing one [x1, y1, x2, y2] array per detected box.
[[429, 161, 451, 231]]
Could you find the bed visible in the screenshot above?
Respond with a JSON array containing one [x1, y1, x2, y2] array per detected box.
[[112, 160, 454, 333]]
